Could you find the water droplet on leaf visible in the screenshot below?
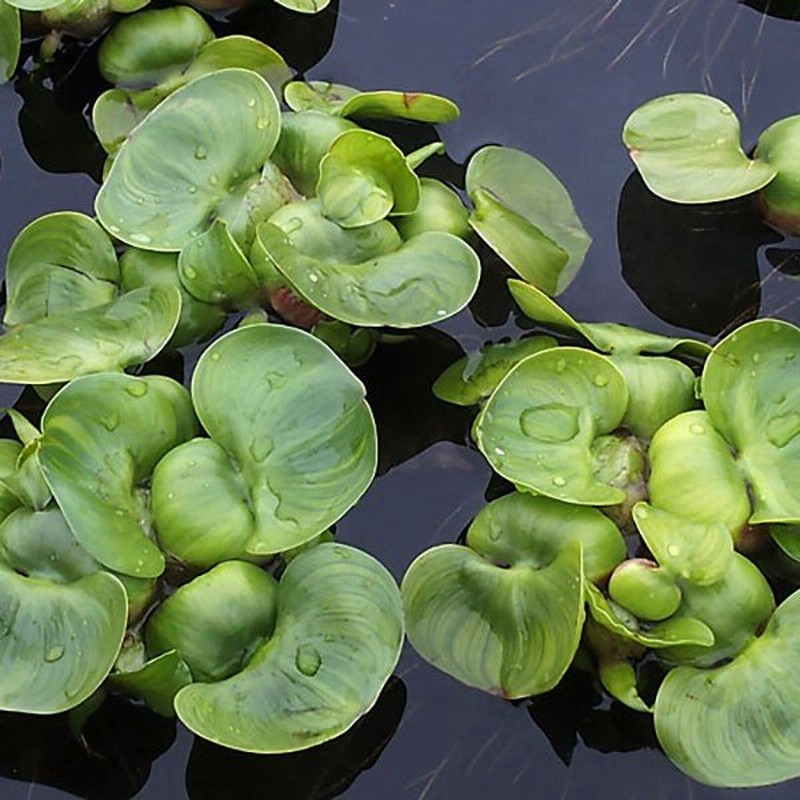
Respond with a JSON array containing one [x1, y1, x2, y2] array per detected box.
[[295, 644, 321, 676]]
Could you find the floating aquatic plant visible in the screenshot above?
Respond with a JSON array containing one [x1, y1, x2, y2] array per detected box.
[[624, 93, 800, 234]]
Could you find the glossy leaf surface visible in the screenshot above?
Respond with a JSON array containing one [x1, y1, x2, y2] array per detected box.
[[433, 336, 557, 406], [284, 81, 459, 122], [701, 319, 800, 523], [755, 115, 800, 234], [475, 347, 629, 505], [96, 69, 281, 251], [0, 286, 181, 384], [112, 649, 192, 717], [4, 212, 119, 327], [259, 201, 480, 327], [655, 590, 800, 787], [403, 539, 584, 699], [152, 325, 376, 565], [175, 544, 403, 753], [0, 507, 127, 713], [39, 374, 197, 577], [0, 1, 20, 86], [623, 94, 777, 203], [466, 146, 590, 295]]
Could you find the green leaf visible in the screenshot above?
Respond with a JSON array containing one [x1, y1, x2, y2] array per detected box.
[[258, 200, 480, 327], [394, 178, 471, 240], [658, 553, 774, 668], [0, 506, 127, 713], [608, 559, 681, 622], [112, 648, 192, 717], [622, 93, 777, 203], [4, 212, 119, 327], [174, 543, 403, 753], [508, 279, 711, 357], [466, 146, 590, 295], [646, 410, 751, 537], [39, 373, 197, 577], [97, 6, 214, 89], [468, 491, 625, 582], [0, 440, 22, 523], [284, 81, 459, 123], [474, 347, 629, 505], [701, 318, 800, 524], [317, 130, 420, 227], [433, 336, 557, 406], [185, 36, 292, 100], [655, 590, 800, 787], [771, 524, 800, 562], [0, 0, 20, 84], [584, 582, 714, 649], [4, 0, 62, 11], [0, 286, 182, 384], [96, 69, 281, 251], [274, 0, 330, 13], [755, 115, 800, 234], [146, 561, 278, 682], [632, 503, 733, 585], [119, 248, 225, 348], [271, 111, 359, 197], [611, 354, 698, 438], [152, 324, 377, 565], [178, 219, 260, 307], [403, 541, 584, 698], [92, 89, 152, 155]]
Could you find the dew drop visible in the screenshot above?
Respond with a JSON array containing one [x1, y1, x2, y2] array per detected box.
[[689, 423, 705, 435], [209, 174, 219, 187], [256, 118, 269, 130], [129, 233, 152, 245], [183, 267, 198, 280], [100, 410, 119, 432], [667, 544, 680, 557], [552, 475, 566, 487], [751, 353, 761, 364], [248, 434, 274, 463], [125, 380, 148, 398], [248, 98, 257, 108], [593, 374, 609, 388], [45, 645, 65, 663], [188, 185, 197, 195], [210, 352, 221, 362], [295, 644, 321, 677], [554, 359, 566, 374], [308, 272, 319, 283], [766, 412, 800, 449], [493, 447, 505, 456], [520, 404, 580, 443], [436, 309, 447, 317], [194, 146, 207, 160]]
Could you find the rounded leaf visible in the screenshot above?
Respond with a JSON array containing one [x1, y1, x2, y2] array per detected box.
[[0, 1, 20, 84], [96, 69, 281, 251], [402, 541, 584, 698], [39, 373, 197, 577], [0, 507, 127, 713], [755, 115, 800, 234], [608, 560, 681, 621], [467, 491, 625, 583], [97, 6, 214, 88], [466, 146, 590, 295], [274, 0, 331, 13], [112, 649, 192, 717], [317, 130, 420, 227], [623, 93, 777, 203], [146, 561, 278, 682], [4, 212, 119, 327], [284, 81, 459, 123], [394, 178, 471, 240], [475, 347, 629, 505], [0, 286, 182, 384], [152, 324, 377, 564], [655, 590, 800, 787], [92, 88, 152, 155], [433, 336, 557, 406], [174, 543, 403, 753], [259, 201, 480, 327], [647, 410, 751, 536], [701, 318, 800, 524]]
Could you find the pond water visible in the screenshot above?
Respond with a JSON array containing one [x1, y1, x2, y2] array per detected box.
[[0, 0, 799, 797]]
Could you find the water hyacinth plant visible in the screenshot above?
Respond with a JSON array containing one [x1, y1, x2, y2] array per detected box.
[[623, 93, 800, 234], [406, 282, 800, 787], [0, 323, 404, 753]]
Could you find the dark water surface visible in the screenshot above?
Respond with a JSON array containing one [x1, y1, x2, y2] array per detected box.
[[1, 1, 799, 798]]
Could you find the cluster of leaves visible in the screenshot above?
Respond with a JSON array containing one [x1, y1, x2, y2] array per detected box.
[[623, 93, 800, 235], [0, 5, 590, 386], [0, 1, 595, 760], [404, 279, 800, 788], [0, 0, 327, 84], [0, 322, 408, 753]]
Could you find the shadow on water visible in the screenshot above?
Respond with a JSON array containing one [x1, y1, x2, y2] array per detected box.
[[185, 676, 406, 800], [617, 171, 781, 338], [741, 0, 800, 21], [0, 696, 175, 799]]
